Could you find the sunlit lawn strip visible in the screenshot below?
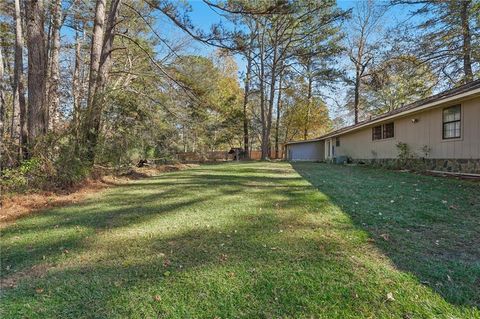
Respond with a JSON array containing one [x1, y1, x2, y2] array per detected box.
[[1, 162, 478, 318]]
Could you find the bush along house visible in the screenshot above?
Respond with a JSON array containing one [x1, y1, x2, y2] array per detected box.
[[285, 80, 480, 174]]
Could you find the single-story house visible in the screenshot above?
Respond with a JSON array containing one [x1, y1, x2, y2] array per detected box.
[[285, 79, 480, 174]]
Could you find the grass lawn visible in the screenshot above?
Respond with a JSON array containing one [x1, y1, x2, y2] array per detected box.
[[1, 162, 479, 318]]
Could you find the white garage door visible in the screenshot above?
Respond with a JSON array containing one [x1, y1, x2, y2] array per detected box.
[[288, 141, 324, 161]]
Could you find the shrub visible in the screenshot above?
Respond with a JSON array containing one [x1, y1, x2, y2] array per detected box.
[[0, 158, 44, 193], [1, 134, 92, 193], [53, 144, 91, 188]]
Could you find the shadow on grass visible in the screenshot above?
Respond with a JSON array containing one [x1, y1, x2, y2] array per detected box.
[[292, 162, 480, 308], [1, 162, 478, 317], [2, 212, 360, 318], [1, 164, 364, 317], [0, 166, 308, 280]]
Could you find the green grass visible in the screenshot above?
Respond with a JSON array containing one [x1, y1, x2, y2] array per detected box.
[[1, 162, 479, 318]]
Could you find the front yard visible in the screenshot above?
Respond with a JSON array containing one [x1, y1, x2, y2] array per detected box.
[[1, 162, 479, 318]]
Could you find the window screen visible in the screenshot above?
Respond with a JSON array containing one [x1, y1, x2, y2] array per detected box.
[[372, 125, 382, 140], [383, 122, 394, 139], [443, 105, 461, 139]]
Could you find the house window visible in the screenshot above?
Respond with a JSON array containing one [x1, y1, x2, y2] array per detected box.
[[336, 138, 340, 147], [443, 105, 461, 139], [372, 122, 394, 140], [383, 122, 394, 139], [372, 125, 382, 140]]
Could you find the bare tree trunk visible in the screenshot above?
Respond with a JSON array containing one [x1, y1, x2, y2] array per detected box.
[[274, 67, 283, 159], [259, 26, 268, 160], [265, 43, 277, 159], [242, 48, 252, 158], [96, 0, 122, 93], [182, 125, 187, 152], [83, 0, 122, 163], [12, 0, 28, 159], [82, 0, 105, 160], [304, 72, 312, 139], [354, 67, 360, 124], [461, 0, 473, 83], [0, 46, 5, 141], [26, 0, 47, 149], [72, 28, 83, 141], [47, 0, 62, 131], [87, 0, 106, 110]]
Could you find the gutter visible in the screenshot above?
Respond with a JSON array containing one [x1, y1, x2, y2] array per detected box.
[[285, 138, 323, 146]]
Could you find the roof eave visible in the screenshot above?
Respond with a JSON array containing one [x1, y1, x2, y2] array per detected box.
[[285, 138, 322, 145], [319, 87, 480, 140]]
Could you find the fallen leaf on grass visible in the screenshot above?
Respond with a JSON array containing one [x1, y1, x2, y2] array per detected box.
[[154, 295, 161, 301], [386, 292, 395, 302], [380, 234, 390, 241], [35, 288, 44, 294]]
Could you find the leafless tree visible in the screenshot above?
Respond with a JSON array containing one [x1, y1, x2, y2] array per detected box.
[[346, 0, 385, 124], [83, 0, 122, 162], [46, 0, 62, 131], [12, 0, 27, 158]]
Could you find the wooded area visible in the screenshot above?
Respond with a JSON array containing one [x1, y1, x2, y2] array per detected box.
[[0, 0, 478, 192]]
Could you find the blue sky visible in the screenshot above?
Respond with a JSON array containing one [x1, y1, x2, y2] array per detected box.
[[170, 0, 417, 122], [177, 0, 415, 77], [182, 0, 414, 57]]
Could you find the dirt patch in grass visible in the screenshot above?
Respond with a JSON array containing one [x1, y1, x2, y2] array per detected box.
[[0, 164, 198, 225], [120, 163, 198, 179], [0, 263, 53, 291]]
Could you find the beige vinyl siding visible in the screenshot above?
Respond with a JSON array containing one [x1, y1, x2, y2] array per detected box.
[[335, 96, 480, 159]]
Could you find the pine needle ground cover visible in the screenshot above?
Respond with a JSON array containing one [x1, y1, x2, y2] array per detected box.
[[1, 162, 479, 318]]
